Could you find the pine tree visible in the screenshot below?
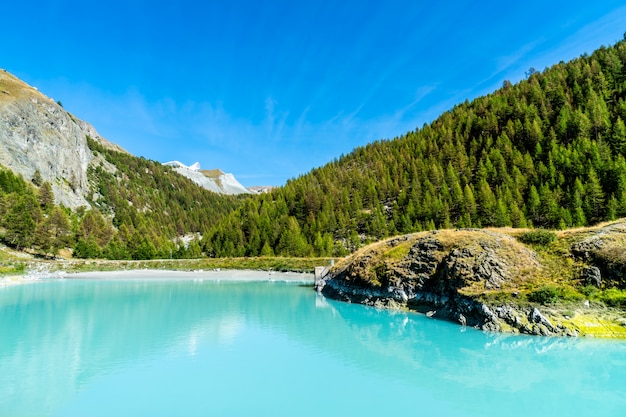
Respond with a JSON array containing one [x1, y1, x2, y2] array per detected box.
[[477, 180, 497, 221], [38, 182, 54, 212], [276, 217, 310, 257], [526, 185, 541, 226], [260, 240, 275, 257], [4, 195, 37, 249], [584, 168, 605, 223], [611, 117, 626, 154]]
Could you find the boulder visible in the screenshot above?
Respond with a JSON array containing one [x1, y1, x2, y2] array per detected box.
[[581, 266, 602, 288]]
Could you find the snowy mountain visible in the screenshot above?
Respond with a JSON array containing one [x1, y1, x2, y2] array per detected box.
[[163, 161, 251, 195]]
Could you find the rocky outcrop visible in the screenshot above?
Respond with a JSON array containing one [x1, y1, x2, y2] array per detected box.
[[315, 229, 588, 337], [570, 222, 626, 288], [581, 266, 602, 287], [0, 70, 122, 209]]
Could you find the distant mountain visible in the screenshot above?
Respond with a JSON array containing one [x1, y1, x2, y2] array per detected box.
[[248, 185, 276, 194], [163, 161, 251, 195]]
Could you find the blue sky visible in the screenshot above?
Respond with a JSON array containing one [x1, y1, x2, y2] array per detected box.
[[3, 1, 626, 186]]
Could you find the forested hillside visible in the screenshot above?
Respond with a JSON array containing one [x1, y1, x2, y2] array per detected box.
[[0, 140, 240, 260], [204, 38, 626, 257]]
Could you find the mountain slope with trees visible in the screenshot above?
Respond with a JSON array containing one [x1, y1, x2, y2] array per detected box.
[[0, 69, 243, 260], [3, 37, 626, 262], [204, 37, 626, 257], [0, 135, 241, 261]]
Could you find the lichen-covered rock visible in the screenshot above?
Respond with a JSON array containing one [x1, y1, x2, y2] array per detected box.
[[529, 307, 555, 332]]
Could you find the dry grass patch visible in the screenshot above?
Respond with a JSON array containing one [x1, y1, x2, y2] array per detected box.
[[0, 70, 41, 103]]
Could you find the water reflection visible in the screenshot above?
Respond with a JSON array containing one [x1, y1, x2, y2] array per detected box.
[[1, 278, 625, 417], [315, 294, 626, 416]]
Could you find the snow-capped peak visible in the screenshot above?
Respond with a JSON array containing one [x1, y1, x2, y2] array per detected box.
[[162, 161, 251, 195], [163, 161, 202, 172]]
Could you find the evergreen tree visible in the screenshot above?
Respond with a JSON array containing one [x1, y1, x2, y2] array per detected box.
[[584, 168, 605, 223], [4, 195, 37, 249], [38, 182, 54, 213]]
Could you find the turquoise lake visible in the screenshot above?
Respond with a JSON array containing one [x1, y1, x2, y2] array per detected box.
[[1, 275, 626, 417]]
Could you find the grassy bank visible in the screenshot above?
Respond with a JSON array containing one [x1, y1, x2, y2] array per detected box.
[[15, 256, 334, 275]]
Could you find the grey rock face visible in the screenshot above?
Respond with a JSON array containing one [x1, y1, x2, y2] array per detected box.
[[429, 243, 511, 294], [570, 223, 626, 288], [529, 307, 555, 332], [571, 239, 605, 260], [0, 71, 120, 209], [581, 266, 602, 287]]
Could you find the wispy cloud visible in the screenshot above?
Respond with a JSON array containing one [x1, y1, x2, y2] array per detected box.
[[488, 6, 626, 90], [31, 2, 626, 188], [394, 85, 438, 120], [493, 40, 542, 75], [550, 6, 626, 59]]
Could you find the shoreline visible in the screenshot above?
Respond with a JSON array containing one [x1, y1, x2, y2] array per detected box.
[[0, 275, 30, 288], [3, 268, 315, 284]]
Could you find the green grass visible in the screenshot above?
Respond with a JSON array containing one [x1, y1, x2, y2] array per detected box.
[[0, 262, 26, 275], [43, 256, 333, 274], [382, 241, 412, 261], [527, 284, 585, 305], [581, 286, 626, 308], [0, 244, 29, 276], [599, 288, 626, 308]]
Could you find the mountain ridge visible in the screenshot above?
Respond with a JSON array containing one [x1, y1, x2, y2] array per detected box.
[[0, 70, 241, 260], [1, 38, 626, 265]]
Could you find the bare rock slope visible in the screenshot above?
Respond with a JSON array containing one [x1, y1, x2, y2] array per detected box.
[[0, 70, 123, 208]]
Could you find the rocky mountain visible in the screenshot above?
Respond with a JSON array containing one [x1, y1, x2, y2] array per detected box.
[[248, 185, 276, 194], [0, 69, 249, 210], [162, 161, 250, 195], [0, 69, 123, 209]]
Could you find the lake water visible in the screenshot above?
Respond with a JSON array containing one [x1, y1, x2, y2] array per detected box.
[[1, 275, 626, 417]]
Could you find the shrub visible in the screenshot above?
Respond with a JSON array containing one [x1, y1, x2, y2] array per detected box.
[[518, 229, 557, 246], [559, 286, 585, 302], [528, 285, 560, 304], [580, 285, 599, 298], [13, 262, 25, 273], [600, 288, 626, 308]]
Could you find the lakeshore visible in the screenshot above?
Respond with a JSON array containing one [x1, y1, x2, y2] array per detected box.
[[66, 269, 314, 282], [0, 268, 314, 287]]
